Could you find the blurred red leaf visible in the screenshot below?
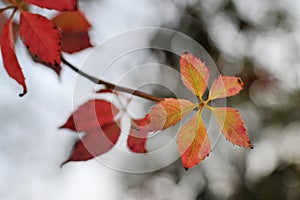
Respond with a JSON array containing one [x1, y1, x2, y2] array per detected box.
[[62, 121, 121, 164], [60, 99, 120, 164], [60, 99, 119, 132], [24, 0, 77, 11], [96, 89, 114, 94], [127, 119, 149, 153], [52, 11, 90, 32], [19, 12, 61, 74], [0, 18, 27, 96], [52, 11, 92, 53]]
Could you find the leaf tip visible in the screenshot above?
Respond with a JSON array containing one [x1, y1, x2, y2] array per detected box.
[[18, 88, 27, 97], [237, 77, 244, 86], [182, 51, 190, 55], [58, 124, 65, 129], [60, 159, 70, 168]]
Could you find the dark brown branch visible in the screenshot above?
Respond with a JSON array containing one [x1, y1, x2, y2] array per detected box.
[[61, 56, 164, 102]]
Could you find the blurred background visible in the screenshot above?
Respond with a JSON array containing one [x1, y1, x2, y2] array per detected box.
[[0, 0, 300, 199]]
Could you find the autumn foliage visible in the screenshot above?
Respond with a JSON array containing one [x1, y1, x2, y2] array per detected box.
[[59, 52, 252, 169], [0, 0, 91, 95], [0, 0, 252, 169]]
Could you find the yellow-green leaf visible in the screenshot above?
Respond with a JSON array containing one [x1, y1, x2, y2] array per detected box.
[[180, 52, 210, 98]]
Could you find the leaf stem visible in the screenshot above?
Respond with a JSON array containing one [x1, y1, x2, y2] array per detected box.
[[61, 56, 164, 102]]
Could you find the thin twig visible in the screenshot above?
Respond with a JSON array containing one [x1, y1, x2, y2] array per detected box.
[[0, 6, 15, 13], [61, 56, 164, 102]]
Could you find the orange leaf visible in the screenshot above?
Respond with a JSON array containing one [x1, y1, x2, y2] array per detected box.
[[0, 19, 27, 96], [211, 107, 253, 148], [62, 121, 121, 164], [20, 12, 61, 73], [52, 11, 92, 53], [137, 98, 196, 132], [177, 113, 211, 169], [180, 52, 209, 98], [52, 11, 91, 32], [60, 99, 119, 132], [208, 75, 244, 100], [24, 0, 77, 11]]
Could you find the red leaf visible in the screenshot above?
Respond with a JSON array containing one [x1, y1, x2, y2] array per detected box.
[[60, 31, 92, 53], [24, 0, 77, 11], [96, 89, 114, 94], [0, 19, 27, 96], [20, 12, 61, 74], [127, 119, 148, 153], [60, 99, 121, 164], [138, 98, 196, 132], [52, 11, 92, 53], [0, 14, 17, 35], [62, 121, 121, 164], [180, 52, 210, 98], [60, 99, 119, 132], [177, 113, 211, 169], [208, 75, 244, 100], [211, 107, 253, 148]]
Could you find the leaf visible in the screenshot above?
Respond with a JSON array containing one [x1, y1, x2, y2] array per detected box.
[[127, 119, 148, 153], [24, 0, 77, 11], [19, 12, 61, 74], [0, 14, 17, 36], [62, 121, 121, 164], [60, 99, 121, 164], [211, 107, 253, 148], [180, 52, 210, 98], [0, 18, 27, 96], [52, 11, 91, 32], [60, 32, 92, 53], [177, 113, 211, 169], [96, 89, 114, 94], [138, 98, 196, 132], [208, 75, 244, 100], [52, 11, 92, 53], [60, 99, 119, 132]]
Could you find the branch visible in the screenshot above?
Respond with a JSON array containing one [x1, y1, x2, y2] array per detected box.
[[61, 56, 164, 102]]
